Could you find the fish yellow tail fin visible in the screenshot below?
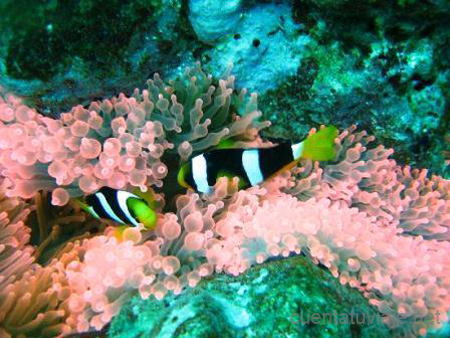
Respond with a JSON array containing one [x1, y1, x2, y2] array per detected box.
[[301, 126, 338, 161]]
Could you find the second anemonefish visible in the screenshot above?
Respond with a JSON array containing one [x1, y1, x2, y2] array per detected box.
[[177, 126, 338, 193], [77, 126, 337, 228], [77, 186, 158, 230]]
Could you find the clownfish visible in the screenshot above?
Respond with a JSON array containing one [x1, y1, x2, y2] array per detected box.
[[77, 186, 158, 230], [177, 126, 338, 193]]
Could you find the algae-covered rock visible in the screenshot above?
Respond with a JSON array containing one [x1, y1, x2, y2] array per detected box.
[[256, 0, 449, 178], [0, 0, 187, 113], [188, 0, 243, 43], [109, 255, 389, 337], [204, 2, 310, 94]]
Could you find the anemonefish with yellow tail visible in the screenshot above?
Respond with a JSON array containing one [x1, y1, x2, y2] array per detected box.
[[78, 126, 337, 228], [77, 186, 158, 230], [177, 126, 338, 193]]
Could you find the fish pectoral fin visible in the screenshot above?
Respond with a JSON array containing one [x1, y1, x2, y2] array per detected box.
[[114, 225, 129, 241], [76, 198, 101, 219], [216, 171, 249, 190], [266, 160, 300, 181], [216, 138, 236, 149], [177, 162, 193, 189]]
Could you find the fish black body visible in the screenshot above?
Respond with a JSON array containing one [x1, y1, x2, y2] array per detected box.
[[177, 126, 338, 194], [78, 186, 157, 229], [79, 126, 338, 226], [182, 142, 295, 193]]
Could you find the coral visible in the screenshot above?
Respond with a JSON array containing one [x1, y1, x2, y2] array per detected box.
[[259, 38, 449, 176], [1, 0, 165, 81], [0, 64, 268, 203], [0, 126, 447, 336], [0, 1, 448, 336], [444, 132, 450, 165]]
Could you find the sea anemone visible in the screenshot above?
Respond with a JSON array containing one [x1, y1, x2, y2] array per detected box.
[[0, 66, 448, 337]]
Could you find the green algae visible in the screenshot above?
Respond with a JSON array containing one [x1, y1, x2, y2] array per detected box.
[[109, 255, 389, 337]]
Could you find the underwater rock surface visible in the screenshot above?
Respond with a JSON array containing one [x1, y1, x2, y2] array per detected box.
[[188, 0, 243, 42], [0, 0, 187, 114], [205, 2, 309, 94], [109, 255, 389, 337], [253, 0, 450, 177]]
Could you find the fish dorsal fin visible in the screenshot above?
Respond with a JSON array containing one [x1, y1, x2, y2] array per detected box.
[[265, 136, 291, 145], [215, 138, 235, 149]]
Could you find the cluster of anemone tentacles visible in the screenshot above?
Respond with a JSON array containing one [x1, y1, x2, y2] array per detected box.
[[0, 65, 449, 337]]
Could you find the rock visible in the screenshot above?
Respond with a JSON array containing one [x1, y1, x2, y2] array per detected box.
[[109, 255, 389, 337], [188, 0, 243, 43], [205, 2, 309, 94]]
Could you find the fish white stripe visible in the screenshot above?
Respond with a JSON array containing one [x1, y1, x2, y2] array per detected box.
[[192, 154, 212, 193], [242, 149, 264, 185], [96, 192, 125, 225], [291, 141, 304, 159], [116, 190, 140, 227]]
